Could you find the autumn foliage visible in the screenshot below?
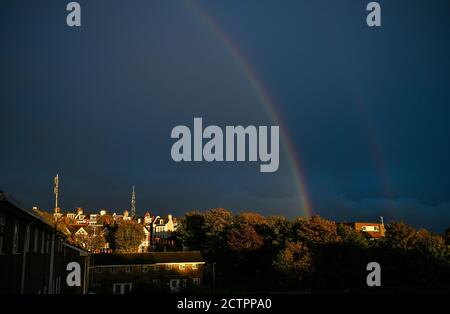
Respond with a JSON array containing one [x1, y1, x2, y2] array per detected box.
[[175, 209, 450, 292]]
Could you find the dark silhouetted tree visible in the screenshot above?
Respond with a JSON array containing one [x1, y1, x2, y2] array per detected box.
[[227, 224, 264, 253], [274, 241, 313, 288]]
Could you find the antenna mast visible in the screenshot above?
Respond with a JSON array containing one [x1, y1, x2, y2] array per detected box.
[[54, 174, 59, 213], [131, 185, 136, 218]]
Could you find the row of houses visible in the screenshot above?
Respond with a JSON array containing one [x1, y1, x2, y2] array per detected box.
[[90, 252, 205, 293], [0, 189, 385, 294], [0, 191, 205, 294], [51, 207, 179, 253]]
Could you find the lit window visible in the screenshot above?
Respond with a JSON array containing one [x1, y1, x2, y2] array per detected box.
[[142, 266, 148, 273], [192, 264, 198, 270], [179, 264, 185, 270], [165, 264, 172, 270]]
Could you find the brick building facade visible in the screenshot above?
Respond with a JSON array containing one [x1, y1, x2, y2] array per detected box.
[[0, 191, 90, 294], [90, 251, 205, 293]]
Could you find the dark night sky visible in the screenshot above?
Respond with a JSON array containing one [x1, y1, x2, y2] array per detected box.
[[1, 0, 450, 232]]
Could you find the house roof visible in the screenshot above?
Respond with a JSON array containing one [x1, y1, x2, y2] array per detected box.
[[63, 242, 90, 256], [0, 191, 59, 231], [92, 251, 205, 266]]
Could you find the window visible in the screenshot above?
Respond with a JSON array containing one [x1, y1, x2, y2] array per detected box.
[[179, 264, 185, 270], [142, 266, 148, 273], [165, 264, 172, 270], [111, 267, 116, 273], [192, 264, 198, 270], [362, 225, 379, 232], [193, 278, 200, 286], [125, 266, 132, 273], [0, 213, 5, 253], [124, 283, 132, 294], [46, 233, 51, 253], [113, 283, 132, 294], [182, 279, 187, 289], [33, 229, 39, 253], [13, 220, 20, 254], [41, 231, 45, 253], [95, 267, 102, 273], [152, 279, 159, 288], [24, 225, 30, 253]]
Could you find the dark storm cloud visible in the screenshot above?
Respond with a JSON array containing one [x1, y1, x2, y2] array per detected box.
[[1, 0, 450, 232]]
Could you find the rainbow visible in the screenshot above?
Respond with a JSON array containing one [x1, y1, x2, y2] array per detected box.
[[186, 1, 312, 218]]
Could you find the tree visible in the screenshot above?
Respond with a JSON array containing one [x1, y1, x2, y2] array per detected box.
[[96, 214, 114, 226], [293, 215, 340, 246], [204, 208, 232, 233], [383, 221, 417, 251], [414, 229, 447, 260], [235, 213, 267, 226], [337, 224, 368, 248], [227, 224, 264, 253], [444, 227, 450, 246], [174, 211, 206, 251], [32, 207, 71, 237], [274, 241, 313, 287], [90, 232, 107, 253], [74, 234, 90, 250], [260, 216, 293, 249], [115, 221, 144, 253]]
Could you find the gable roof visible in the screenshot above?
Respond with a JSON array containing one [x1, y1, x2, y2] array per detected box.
[[92, 251, 205, 266], [0, 191, 59, 232]]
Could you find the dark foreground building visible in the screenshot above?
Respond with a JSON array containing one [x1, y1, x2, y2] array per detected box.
[[90, 251, 205, 293], [0, 191, 90, 294]]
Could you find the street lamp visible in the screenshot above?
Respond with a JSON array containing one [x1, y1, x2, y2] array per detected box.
[[212, 262, 216, 293]]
